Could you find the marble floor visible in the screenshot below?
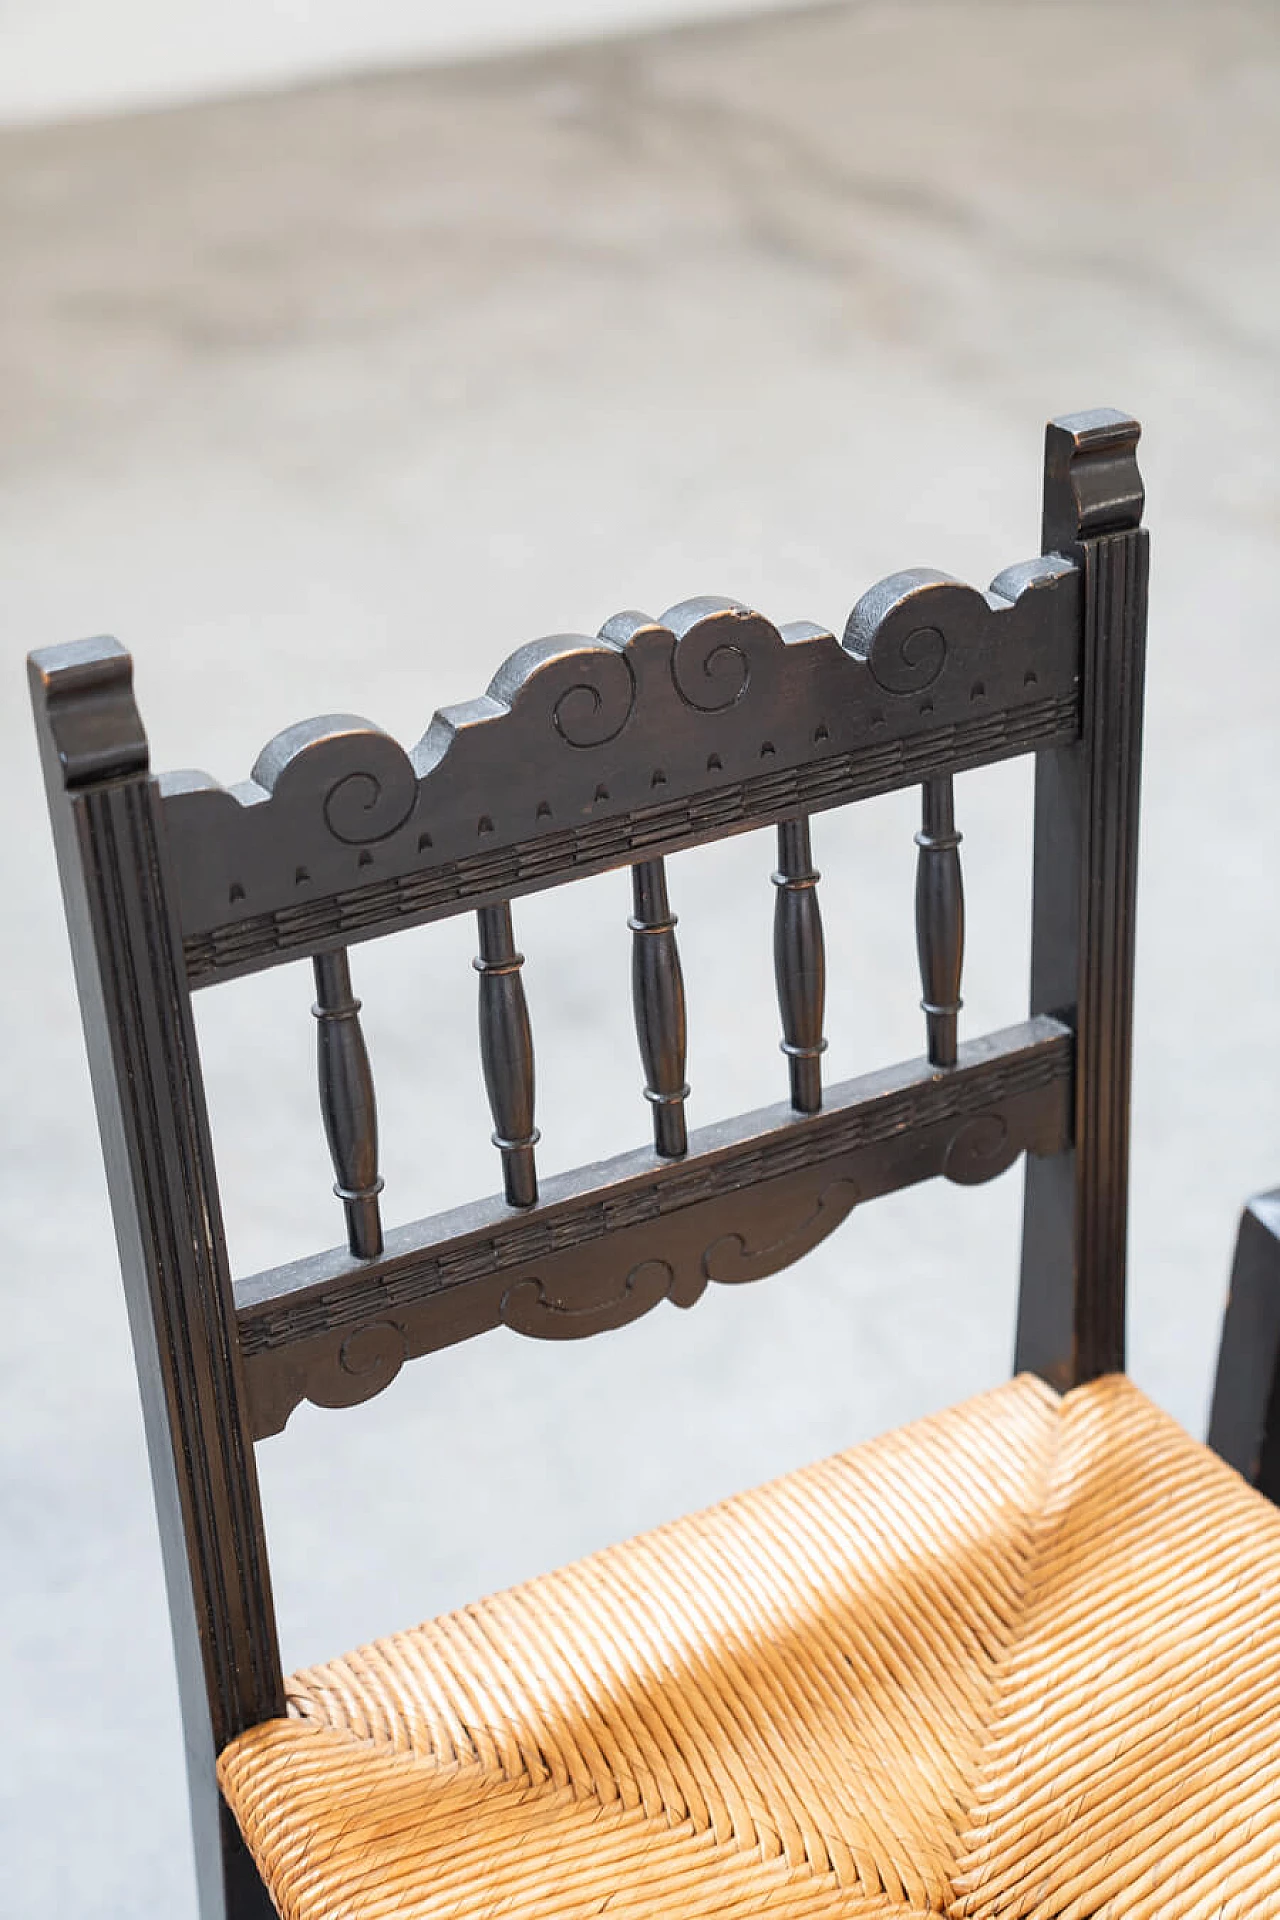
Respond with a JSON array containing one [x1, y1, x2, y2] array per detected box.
[[3, 3, 1279, 1912]]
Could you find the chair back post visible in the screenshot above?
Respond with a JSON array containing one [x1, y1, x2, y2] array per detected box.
[[28, 638, 282, 1920], [1016, 410, 1149, 1387]]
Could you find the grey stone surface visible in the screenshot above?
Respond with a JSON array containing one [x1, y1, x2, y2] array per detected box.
[[2, 3, 1278, 1911]]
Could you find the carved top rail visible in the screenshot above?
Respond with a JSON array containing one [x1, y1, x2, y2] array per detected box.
[[161, 557, 1080, 986]]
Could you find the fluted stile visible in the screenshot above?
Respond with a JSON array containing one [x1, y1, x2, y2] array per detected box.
[[629, 859, 689, 1157], [312, 948, 384, 1258], [915, 776, 964, 1068], [773, 817, 827, 1113], [474, 903, 539, 1207]]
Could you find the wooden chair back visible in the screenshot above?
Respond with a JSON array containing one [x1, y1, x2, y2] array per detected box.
[[30, 409, 1148, 1916]]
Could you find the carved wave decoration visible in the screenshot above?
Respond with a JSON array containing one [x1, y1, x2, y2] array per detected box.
[[162, 551, 1079, 968], [500, 1258, 681, 1339], [702, 1178, 861, 1284], [666, 597, 769, 712], [942, 1114, 1019, 1185], [305, 1319, 409, 1411]]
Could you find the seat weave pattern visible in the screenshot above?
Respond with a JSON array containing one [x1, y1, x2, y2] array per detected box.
[[220, 1376, 1280, 1918]]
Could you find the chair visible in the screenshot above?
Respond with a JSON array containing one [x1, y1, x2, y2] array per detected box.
[[34, 409, 1280, 1920]]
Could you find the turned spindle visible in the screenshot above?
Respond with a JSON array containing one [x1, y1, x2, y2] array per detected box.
[[474, 902, 539, 1207], [312, 948, 384, 1258], [773, 817, 827, 1113], [629, 859, 689, 1158], [915, 776, 964, 1068]]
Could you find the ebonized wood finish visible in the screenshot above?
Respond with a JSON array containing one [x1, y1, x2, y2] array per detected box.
[[474, 903, 539, 1207], [28, 642, 281, 1920], [914, 777, 963, 1070], [1207, 1190, 1280, 1501], [312, 947, 384, 1258], [629, 858, 689, 1157], [236, 1018, 1070, 1439], [773, 817, 826, 1112], [30, 411, 1150, 1920], [1015, 410, 1149, 1387]]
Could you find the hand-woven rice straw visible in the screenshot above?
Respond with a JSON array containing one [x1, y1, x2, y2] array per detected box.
[[220, 1375, 1280, 1918]]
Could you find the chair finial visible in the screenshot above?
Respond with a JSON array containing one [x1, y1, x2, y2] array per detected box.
[[1042, 409, 1143, 555]]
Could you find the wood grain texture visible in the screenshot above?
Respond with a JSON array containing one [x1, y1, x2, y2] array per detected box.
[[234, 1018, 1072, 1438], [28, 640, 281, 1920], [1017, 410, 1148, 1388], [163, 563, 1080, 985]]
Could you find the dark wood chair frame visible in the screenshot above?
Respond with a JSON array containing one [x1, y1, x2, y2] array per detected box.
[[1210, 1190, 1280, 1498], [33, 409, 1175, 1919]]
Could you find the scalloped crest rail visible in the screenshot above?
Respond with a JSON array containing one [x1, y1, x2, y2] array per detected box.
[[30, 409, 1147, 1920]]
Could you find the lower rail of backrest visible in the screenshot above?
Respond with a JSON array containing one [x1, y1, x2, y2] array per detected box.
[[235, 1015, 1072, 1439]]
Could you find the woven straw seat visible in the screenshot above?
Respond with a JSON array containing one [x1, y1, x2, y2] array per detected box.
[[219, 1373, 1280, 1920]]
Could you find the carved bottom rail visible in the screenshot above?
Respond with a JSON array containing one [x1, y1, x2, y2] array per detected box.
[[235, 1017, 1072, 1437]]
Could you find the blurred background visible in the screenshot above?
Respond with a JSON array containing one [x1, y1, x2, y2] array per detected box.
[[2, 1, 1278, 1913]]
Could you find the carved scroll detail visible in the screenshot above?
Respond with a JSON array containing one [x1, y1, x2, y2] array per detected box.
[[500, 1260, 684, 1340], [668, 598, 760, 711], [237, 1019, 1073, 1436], [944, 1115, 1018, 1185], [165, 554, 1079, 985], [551, 646, 636, 747], [702, 1178, 859, 1284], [869, 623, 947, 695]]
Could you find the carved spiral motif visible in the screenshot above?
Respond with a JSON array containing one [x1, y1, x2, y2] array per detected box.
[[868, 623, 947, 695], [670, 610, 755, 712], [552, 649, 637, 747], [323, 743, 418, 846], [306, 1320, 409, 1411], [942, 1114, 1018, 1186]]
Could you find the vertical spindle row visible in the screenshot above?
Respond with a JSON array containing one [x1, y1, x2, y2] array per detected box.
[[629, 859, 690, 1157], [312, 948, 384, 1258], [474, 903, 539, 1207], [772, 817, 827, 1112], [915, 775, 964, 1068]]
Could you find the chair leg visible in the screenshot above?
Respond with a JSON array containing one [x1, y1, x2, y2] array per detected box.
[[221, 1795, 277, 1919], [1207, 1190, 1280, 1501]]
